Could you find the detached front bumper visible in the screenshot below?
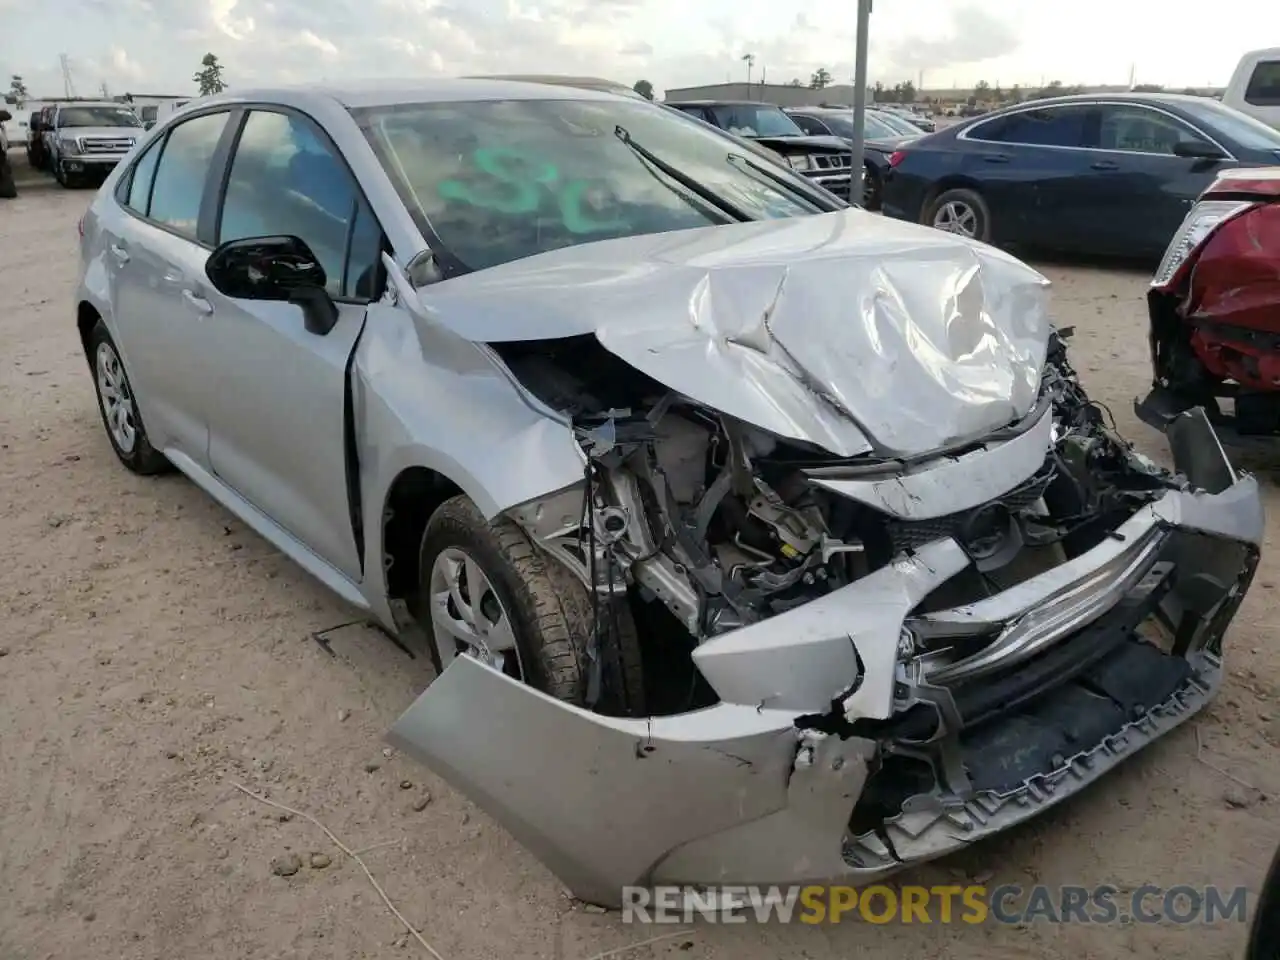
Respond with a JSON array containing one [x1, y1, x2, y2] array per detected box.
[[388, 413, 1263, 907]]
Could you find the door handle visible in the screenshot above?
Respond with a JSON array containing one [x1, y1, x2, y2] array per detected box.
[[1091, 160, 1119, 170], [982, 153, 1010, 163], [109, 243, 129, 264], [181, 289, 213, 316]]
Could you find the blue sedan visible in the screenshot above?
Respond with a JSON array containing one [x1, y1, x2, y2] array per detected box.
[[881, 93, 1280, 256]]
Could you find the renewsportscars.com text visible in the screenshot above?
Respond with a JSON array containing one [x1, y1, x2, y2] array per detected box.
[[621, 884, 1250, 925]]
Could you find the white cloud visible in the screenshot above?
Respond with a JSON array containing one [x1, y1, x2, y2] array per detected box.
[[295, 29, 340, 58], [0, 0, 1267, 100]]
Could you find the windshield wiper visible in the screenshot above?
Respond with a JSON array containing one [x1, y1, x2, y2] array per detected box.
[[726, 152, 839, 210], [614, 125, 751, 223]]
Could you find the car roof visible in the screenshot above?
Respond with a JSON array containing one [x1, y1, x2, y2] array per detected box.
[[195, 77, 627, 110], [57, 101, 129, 109], [665, 100, 780, 107], [987, 91, 1223, 110]]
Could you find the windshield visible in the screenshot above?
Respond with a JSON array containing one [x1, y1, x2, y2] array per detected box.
[[57, 106, 141, 128], [706, 103, 806, 138], [816, 112, 900, 141], [355, 97, 835, 273], [1175, 98, 1280, 152], [870, 110, 922, 136]]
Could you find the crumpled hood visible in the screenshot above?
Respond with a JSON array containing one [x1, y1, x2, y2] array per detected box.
[[417, 209, 1052, 457]]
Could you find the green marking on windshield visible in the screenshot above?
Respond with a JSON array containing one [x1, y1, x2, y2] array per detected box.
[[436, 146, 630, 234]]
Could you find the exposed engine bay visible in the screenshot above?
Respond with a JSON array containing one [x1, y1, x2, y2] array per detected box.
[[497, 327, 1174, 714]]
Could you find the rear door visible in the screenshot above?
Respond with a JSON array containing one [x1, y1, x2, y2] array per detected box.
[[201, 107, 383, 581], [959, 104, 1098, 246], [104, 109, 237, 462]]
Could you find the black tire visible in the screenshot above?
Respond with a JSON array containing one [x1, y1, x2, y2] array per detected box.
[[87, 321, 170, 475], [861, 164, 881, 210], [924, 187, 991, 243], [1248, 839, 1280, 960], [415, 494, 646, 715], [0, 159, 16, 199]]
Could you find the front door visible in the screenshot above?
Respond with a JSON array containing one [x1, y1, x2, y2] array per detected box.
[[1088, 103, 1237, 256], [201, 108, 384, 581]]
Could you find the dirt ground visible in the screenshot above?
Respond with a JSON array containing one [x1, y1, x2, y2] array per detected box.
[[2, 181, 1278, 960]]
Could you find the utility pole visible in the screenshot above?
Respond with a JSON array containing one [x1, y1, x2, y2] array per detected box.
[[850, 0, 872, 204], [742, 53, 756, 94], [60, 53, 77, 98]]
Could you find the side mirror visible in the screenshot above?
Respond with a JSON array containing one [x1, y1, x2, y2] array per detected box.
[[205, 235, 339, 336], [1173, 139, 1226, 160]]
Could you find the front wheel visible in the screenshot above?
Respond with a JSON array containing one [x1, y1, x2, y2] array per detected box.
[[414, 494, 646, 715], [0, 155, 16, 199], [861, 164, 882, 210], [925, 187, 991, 243]]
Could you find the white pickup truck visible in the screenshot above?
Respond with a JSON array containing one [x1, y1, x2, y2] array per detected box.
[[1223, 48, 1280, 129], [43, 101, 143, 189]]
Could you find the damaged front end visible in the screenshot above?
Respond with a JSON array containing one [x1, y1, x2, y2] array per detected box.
[[388, 319, 1263, 906], [1137, 167, 1280, 443]]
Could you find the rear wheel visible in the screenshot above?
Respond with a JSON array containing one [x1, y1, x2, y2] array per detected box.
[[414, 494, 646, 715], [87, 322, 170, 475], [925, 187, 991, 243]]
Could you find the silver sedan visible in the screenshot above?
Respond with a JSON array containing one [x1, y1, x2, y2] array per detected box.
[[75, 78, 1263, 907]]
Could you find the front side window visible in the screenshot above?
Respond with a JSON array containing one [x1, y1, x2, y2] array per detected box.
[[148, 111, 230, 239], [1245, 60, 1280, 106], [57, 106, 141, 128], [355, 98, 832, 274], [707, 103, 805, 138], [790, 114, 831, 136], [218, 110, 368, 299], [969, 106, 1094, 148], [871, 110, 924, 136], [1098, 106, 1206, 154], [819, 112, 899, 141]]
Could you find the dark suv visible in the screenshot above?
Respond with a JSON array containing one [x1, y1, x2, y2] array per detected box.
[[0, 108, 16, 199], [666, 100, 856, 200], [26, 109, 51, 170]]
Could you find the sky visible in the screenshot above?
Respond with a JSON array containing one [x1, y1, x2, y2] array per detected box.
[[0, 0, 1265, 101]]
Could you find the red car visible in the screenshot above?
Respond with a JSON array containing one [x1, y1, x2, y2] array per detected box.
[[1138, 167, 1280, 442]]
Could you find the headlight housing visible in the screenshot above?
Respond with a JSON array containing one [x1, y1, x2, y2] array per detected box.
[[59, 136, 82, 155], [1151, 199, 1255, 288], [786, 154, 813, 171]]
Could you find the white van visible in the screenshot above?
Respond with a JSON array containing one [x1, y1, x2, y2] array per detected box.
[[1223, 48, 1280, 129]]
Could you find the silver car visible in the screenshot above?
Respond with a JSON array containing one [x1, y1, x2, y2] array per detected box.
[[76, 79, 1263, 907]]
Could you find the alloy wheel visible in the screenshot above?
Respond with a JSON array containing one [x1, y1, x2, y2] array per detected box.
[[428, 547, 525, 680], [95, 341, 137, 455], [932, 200, 979, 237]]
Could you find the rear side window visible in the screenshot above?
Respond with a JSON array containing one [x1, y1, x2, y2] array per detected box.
[[969, 106, 1094, 148], [1245, 60, 1280, 106], [122, 137, 163, 213], [148, 111, 230, 239]]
